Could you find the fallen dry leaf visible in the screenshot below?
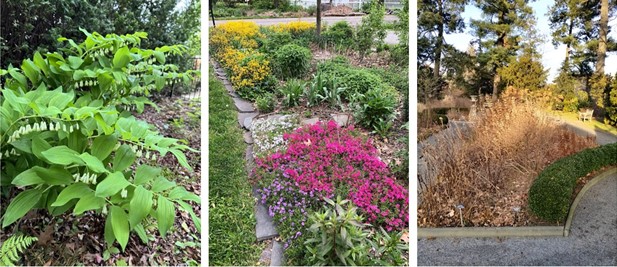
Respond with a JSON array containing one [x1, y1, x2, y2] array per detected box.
[[37, 224, 54, 245]]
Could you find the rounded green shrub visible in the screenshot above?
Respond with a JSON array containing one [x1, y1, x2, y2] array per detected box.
[[256, 93, 276, 113], [528, 143, 617, 222], [352, 85, 399, 130], [322, 21, 354, 47], [272, 44, 312, 80]]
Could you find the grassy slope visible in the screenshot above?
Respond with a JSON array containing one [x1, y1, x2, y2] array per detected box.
[[208, 68, 263, 265], [551, 110, 617, 136]]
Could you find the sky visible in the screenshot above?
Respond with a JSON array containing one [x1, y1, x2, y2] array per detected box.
[[443, 1, 617, 82]]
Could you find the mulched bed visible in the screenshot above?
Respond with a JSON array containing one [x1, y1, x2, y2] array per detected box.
[[1, 96, 201, 266]]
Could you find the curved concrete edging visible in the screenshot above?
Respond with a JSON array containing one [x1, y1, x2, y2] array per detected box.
[[419, 167, 617, 239], [564, 167, 617, 237]]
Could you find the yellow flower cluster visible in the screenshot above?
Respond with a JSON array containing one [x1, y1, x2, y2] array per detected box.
[[230, 55, 271, 89], [271, 21, 316, 35], [210, 21, 262, 52]]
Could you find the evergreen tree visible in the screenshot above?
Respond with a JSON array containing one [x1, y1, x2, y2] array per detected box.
[[470, 0, 535, 99]]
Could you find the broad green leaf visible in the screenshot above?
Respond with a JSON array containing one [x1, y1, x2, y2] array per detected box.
[[112, 145, 135, 172], [156, 195, 175, 237], [95, 172, 129, 198], [104, 212, 115, 247], [51, 183, 92, 206], [31, 135, 52, 160], [167, 186, 190, 200], [152, 51, 165, 64], [134, 165, 160, 185], [73, 70, 86, 80], [110, 206, 129, 251], [94, 113, 114, 135], [21, 59, 40, 84], [129, 186, 153, 228], [170, 149, 192, 171], [113, 47, 131, 69], [2, 188, 42, 227], [73, 193, 105, 215], [49, 91, 74, 110], [151, 176, 175, 192], [79, 153, 108, 173], [68, 56, 84, 69], [177, 200, 201, 234], [8, 68, 27, 87], [12, 168, 44, 187], [91, 135, 117, 160], [133, 223, 149, 244], [33, 52, 50, 76], [35, 166, 74, 185], [10, 139, 32, 154], [41, 146, 83, 165]]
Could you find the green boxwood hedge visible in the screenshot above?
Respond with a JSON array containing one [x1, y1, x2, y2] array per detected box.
[[528, 142, 617, 222]]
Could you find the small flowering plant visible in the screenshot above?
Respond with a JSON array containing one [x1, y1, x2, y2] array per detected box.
[[253, 121, 409, 261]]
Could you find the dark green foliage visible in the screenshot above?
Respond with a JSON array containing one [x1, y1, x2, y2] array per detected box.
[[528, 143, 617, 222], [208, 68, 263, 265], [258, 29, 294, 54], [369, 67, 409, 121], [605, 73, 617, 125], [551, 71, 586, 112], [0, 0, 200, 70], [272, 44, 312, 80], [498, 52, 547, 91], [322, 21, 355, 47], [352, 86, 399, 131], [317, 59, 384, 101]]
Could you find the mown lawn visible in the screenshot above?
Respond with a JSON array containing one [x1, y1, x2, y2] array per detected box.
[[208, 67, 264, 266]]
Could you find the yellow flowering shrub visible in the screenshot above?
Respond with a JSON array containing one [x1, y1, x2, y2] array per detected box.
[[230, 53, 271, 90], [271, 21, 316, 35], [209, 21, 262, 53]]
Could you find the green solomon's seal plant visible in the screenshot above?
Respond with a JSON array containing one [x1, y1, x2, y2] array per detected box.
[[0, 30, 200, 251]]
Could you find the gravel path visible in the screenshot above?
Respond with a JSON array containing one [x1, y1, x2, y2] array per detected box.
[[418, 173, 617, 266]]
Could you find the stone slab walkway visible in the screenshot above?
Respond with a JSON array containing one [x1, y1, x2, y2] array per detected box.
[[418, 173, 617, 266]]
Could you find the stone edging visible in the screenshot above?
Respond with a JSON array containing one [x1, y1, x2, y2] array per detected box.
[[419, 167, 617, 238]]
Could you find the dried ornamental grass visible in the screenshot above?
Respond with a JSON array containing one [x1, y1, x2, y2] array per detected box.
[[418, 99, 596, 227]]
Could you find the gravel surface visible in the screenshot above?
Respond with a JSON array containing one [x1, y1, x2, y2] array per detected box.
[[418, 173, 617, 266]]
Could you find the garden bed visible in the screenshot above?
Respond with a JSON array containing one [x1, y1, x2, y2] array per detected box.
[[418, 98, 597, 228], [209, 14, 409, 265]]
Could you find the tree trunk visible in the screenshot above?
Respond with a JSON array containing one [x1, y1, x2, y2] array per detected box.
[[564, 17, 574, 69], [596, 0, 608, 73], [433, 1, 444, 80], [316, 0, 322, 36]]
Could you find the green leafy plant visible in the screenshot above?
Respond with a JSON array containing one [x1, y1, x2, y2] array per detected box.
[[352, 86, 399, 131], [317, 78, 345, 109], [372, 119, 393, 138], [0, 234, 37, 266], [272, 44, 312, 79], [304, 196, 408, 266], [355, 0, 386, 59], [304, 196, 372, 266], [322, 21, 354, 48], [306, 71, 325, 107], [279, 79, 305, 107], [256, 92, 276, 113], [0, 30, 200, 252]]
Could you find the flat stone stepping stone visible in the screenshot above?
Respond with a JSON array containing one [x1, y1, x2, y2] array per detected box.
[[243, 115, 257, 130], [330, 113, 350, 127], [223, 83, 234, 93], [228, 90, 240, 98], [233, 97, 255, 113], [301, 117, 320, 126], [238, 112, 258, 129], [244, 131, 254, 144], [270, 241, 285, 266], [254, 189, 279, 241], [245, 145, 254, 176]]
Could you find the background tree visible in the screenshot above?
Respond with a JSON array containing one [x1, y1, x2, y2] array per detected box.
[[498, 51, 547, 91], [0, 0, 200, 69], [417, 0, 467, 79], [470, 0, 536, 99]]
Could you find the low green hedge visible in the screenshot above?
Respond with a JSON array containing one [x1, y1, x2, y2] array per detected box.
[[528, 142, 617, 222]]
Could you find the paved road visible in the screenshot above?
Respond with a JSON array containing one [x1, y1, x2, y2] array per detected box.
[[209, 15, 401, 44], [418, 173, 617, 266], [553, 116, 617, 145]]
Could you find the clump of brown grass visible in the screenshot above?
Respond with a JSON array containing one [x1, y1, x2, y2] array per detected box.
[[418, 98, 596, 227]]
